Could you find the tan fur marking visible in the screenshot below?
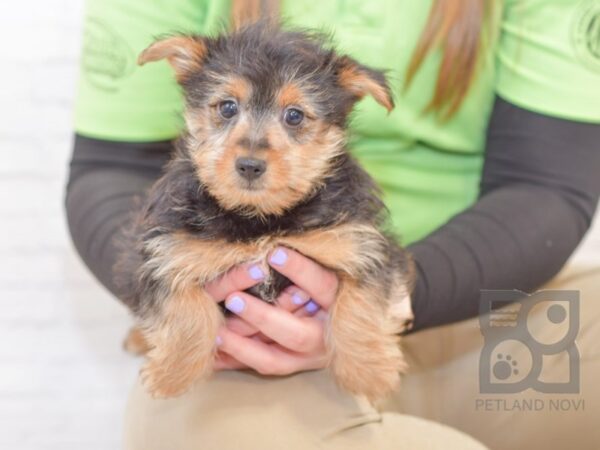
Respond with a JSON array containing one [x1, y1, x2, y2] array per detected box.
[[277, 83, 305, 108], [140, 286, 222, 398], [143, 233, 268, 293], [327, 276, 406, 402], [138, 36, 206, 81], [144, 223, 386, 291], [225, 77, 252, 102], [338, 65, 394, 112], [138, 233, 255, 397], [123, 326, 152, 356], [277, 223, 388, 277]]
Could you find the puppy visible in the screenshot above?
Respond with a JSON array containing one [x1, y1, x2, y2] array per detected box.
[[116, 22, 414, 402]]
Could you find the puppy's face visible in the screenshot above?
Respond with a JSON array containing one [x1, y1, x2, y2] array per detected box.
[[139, 25, 393, 217]]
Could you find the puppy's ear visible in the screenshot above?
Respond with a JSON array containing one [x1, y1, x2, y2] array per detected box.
[[138, 36, 207, 82], [336, 56, 394, 112]]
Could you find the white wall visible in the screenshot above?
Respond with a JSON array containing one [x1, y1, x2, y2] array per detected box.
[[0, 2, 598, 449], [0, 2, 138, 449]]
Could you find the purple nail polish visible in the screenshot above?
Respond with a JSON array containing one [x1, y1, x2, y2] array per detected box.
[[248, 265, 264, 280], [305, 300, 319, 314], [216, 336, 223, 346], [292, 293, 305, 305], [270, 248, 287, 266], [226, 296, 245, 314]]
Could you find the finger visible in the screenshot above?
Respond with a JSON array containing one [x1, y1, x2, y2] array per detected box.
[[253, 332, 273, 343], [217, 327, 326, 375], [225, 315, 257, 337], [225, 287, 310, 338], [225, 317, 275, 344], [268, 247, 339, 308], [223, 292, 324, 353], [214, 351, 248, 371], [313, 309, 329, 322], [204, 263, 266, 301], [293, 300, 322, 318], [278, 285, 311, 311]]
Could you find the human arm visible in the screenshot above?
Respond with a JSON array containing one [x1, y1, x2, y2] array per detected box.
[[409, 96, 600, 330]]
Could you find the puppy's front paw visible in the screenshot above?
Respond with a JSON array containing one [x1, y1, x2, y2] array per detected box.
[[141, 361, 187, 398], [137, 288, 223, 398], [140, 352, 212, 398], [330, 337, 406, 403], [140, 345, 216, 398]]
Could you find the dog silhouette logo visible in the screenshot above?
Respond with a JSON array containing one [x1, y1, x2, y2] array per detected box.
[[479, 290, 580, 394]]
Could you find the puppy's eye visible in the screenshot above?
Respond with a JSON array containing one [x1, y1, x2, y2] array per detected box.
[[219, 100, 238, 119], [283, 108, 304, 127]]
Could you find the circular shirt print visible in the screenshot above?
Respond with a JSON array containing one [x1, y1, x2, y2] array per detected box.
[[82, 18, 135, 91], [572, 0, 600, 72]]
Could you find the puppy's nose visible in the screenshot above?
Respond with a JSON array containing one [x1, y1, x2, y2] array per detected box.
[[235, 157, 266, 181]]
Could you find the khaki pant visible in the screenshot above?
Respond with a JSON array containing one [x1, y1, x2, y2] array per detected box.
[[124, 266, 600, 450]]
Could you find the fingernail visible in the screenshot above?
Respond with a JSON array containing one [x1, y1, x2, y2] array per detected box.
[[216, 336, 223, 346], [270, 248, 287, 266], [225, 296, 245, 314], [248, 265, 264, 280], [305, 300, 319, 314], [292, 293, 305, 305]]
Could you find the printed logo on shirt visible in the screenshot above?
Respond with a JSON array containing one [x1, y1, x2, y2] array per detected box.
[[82, 18, 135, 92], [572, 0, 600, 72]]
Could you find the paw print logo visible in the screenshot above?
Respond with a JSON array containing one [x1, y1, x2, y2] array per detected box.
[[493, 354, 519, 380], [483, 339, 532, 388], [479, 290, 580, 394]]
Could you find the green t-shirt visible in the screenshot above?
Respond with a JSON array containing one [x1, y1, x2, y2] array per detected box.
[[75, 0, 600, 244]]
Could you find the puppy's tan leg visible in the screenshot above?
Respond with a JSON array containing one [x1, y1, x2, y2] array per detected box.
[[123, 326, 152, 356], [140, 287, 223, 398], [327, 277, 406, 403]]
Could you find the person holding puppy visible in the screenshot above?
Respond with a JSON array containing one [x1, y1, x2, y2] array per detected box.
[[66, 0, 600, 449]]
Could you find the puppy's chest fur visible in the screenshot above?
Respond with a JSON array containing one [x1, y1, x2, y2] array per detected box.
[[137, 220, 398, 315], [157, 235, 291, 303]]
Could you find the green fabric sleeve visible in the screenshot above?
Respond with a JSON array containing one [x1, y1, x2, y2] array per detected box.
[[496, 0, 600, 123], [74, 0, 230, 141]]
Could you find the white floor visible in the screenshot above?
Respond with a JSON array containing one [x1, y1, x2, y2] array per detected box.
[[0, 2, 599, 449]]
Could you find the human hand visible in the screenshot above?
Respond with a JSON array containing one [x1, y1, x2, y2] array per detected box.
[[206, 247, 339, 375]]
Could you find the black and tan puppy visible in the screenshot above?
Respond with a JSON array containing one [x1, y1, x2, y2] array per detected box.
[[117, 22, 414, 402]]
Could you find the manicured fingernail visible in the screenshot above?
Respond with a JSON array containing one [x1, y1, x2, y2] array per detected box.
[[225, 296, 246, 314], [270, 248, 287, 266], [216, 336, 223, 346], [248, 265, 264, 280], [292, 293, 305, 305], [305, 300, 319, 314]]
